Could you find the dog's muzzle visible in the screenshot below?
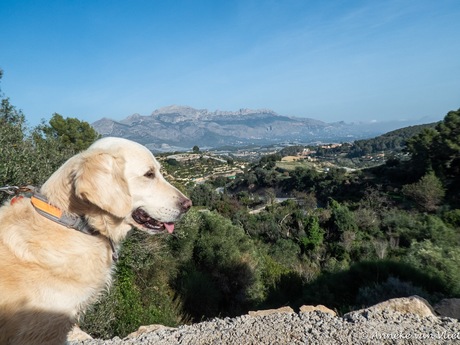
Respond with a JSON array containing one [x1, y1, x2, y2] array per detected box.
[[131, 208, 173, 233]]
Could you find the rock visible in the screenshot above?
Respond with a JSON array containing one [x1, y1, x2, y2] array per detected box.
[[299, 304, 337, 317], [248, 306, 295, 317], [434, 298, 460, 319], [126, 324, 173, 339], [67, 299, 460, 345], [67, 325, 92, 341], [347, 295, 436, 318]]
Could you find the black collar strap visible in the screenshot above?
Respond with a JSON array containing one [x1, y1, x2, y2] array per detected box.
[[30, 191, 118, 261], [31, 192, 94, 234]]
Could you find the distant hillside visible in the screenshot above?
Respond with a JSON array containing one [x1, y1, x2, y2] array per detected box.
[[92, 106, 438, 151], [92, 105, 431, 151], [346, 122, 439, 158]]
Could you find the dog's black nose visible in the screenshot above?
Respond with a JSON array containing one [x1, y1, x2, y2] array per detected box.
[[181, 198, 192, 212]]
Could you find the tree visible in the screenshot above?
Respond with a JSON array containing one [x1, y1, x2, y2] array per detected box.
[[0, 71, 100, 196], [40, 113, 100, 152], [0, 72, 31, 192], [402, 173, 445, 212], [405, 109, 460, 203], [189, 183, 219, 208], [192, 145, 200, 153], [433, 110, 460, 173], [299, 216, 324, 251], [328, 199, 358, 235], [406, 127, 439, 176]]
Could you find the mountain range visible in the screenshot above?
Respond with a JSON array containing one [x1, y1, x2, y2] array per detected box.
[[91, 105, 433, 152]]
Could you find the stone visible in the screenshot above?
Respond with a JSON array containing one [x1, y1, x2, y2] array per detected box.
[[349, 295, 436, 318], [300, 304, 337, 317], [248, 306, 295, 317], [67, 325, 92, 341], [125, 324, 173, 339], [434, 298, 460, 319]]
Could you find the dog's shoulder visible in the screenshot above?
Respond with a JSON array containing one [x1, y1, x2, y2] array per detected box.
[[0, 197, 38, 243]]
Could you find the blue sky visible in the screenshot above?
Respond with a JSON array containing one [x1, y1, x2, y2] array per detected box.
[[1, 0, 459, 126]]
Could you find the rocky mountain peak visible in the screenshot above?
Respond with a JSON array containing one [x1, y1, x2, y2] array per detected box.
[[91, 105, 414, 151], [150, 105, 279, 119], [151, 105, 207, 117]]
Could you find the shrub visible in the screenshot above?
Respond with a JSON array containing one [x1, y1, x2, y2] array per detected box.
[[404, 240, 460, 296], [171, 210, 264, 321], [299, 260, 449, 313], [402, 172, 445, 212], [355, 276, 434, 307], [80, 232, 183, 338]]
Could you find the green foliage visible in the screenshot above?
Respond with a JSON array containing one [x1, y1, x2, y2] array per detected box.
[[0, 75, 97, 195], [402, 172, 445, 212], [406, 109, 460, 204], [0, 100, 76, 200], [0, 106, 28, 188], [0, 93, 27, 185], [279, 145, 304, 157], [406, 127, 439, 175], [189, 183, 219, 208], [432, 110, 460, 180], [269, 239, 301, 269], [171, 210, 264, 320], [300, 260, 449, 312], [442, 209, 460, 228], [419, 215, 459, 247], [282, 167, 318, 192], [380, 209, 459, 249], [404, 240, 460, 296], [328, 200, 358, 236], [355, 276, 434, 307], [299, 215, 324, 251], [0, 97, 25, 126], [81, 232, 183, 339], [245, 211, 280, 240], [258, 252, 291, 289], [41, 113, 100, 152], [348, 122, 438, 158]]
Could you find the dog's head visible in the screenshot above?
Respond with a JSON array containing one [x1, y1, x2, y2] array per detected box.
[[43, 137, 191, 239]]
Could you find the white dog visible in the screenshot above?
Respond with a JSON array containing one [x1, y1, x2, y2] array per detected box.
[[0, 137, 191, 344]]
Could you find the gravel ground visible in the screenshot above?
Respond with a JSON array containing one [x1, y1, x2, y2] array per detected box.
[[69, 308, 460, 345]]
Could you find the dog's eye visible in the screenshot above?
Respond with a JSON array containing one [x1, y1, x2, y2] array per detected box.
[[144, 170, 155, 179]]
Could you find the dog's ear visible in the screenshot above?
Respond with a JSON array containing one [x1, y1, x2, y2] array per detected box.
[[73, 151, 132, 218]]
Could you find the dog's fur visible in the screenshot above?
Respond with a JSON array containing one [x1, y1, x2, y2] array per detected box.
[[0, 137, 191, 344]]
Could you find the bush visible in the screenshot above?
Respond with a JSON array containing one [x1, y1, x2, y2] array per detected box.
[[402, 172, 445, 212], [404, 240, 460, 296], [355, 276, 434, 308], [299, 260, 449, 313], [442, 209, 460, 228], [299, 216, 324, 251], [80, 232, 183, 338], [171, 210, 264, 321]]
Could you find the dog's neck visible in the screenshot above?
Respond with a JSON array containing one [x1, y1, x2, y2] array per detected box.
[[30, 191, 94, 235], [28, 190, 120, 261], [40, 155, 132, 244]]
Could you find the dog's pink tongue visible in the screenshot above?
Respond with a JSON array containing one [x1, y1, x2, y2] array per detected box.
[[164, 222, 175, 233]]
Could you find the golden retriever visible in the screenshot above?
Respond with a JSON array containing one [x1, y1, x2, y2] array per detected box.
[[0, 137, 191, 344]]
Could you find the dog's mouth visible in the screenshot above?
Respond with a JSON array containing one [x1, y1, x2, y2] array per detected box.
[[131, 208, 175, 234]]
